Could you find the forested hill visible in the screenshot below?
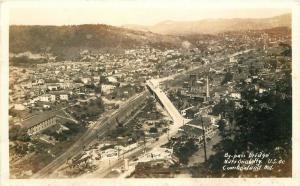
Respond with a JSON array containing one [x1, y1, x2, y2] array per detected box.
[[9, 24, 182, 58]]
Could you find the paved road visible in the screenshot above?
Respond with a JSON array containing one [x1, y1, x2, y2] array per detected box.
[[31, 91, 148, 178], [147, 79, 186, 125]]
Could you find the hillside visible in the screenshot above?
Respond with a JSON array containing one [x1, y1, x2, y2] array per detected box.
[[9, 24, 182, 59], [124, 14, 291, 35], [10, 14, 291, 60]]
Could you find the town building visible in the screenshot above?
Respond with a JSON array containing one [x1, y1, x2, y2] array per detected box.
[[39, 94, 56, 102], [23, 112, 57, 135], [60, 94, 69, 101]]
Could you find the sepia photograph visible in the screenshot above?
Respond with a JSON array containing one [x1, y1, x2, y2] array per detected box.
[[1, 0, 298, 183]]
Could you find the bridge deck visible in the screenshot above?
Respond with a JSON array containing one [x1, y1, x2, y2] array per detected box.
[[147, 80, 185, 127]]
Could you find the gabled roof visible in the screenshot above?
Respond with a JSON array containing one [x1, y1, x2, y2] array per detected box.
[[22, 111, 57, 129], [22, 110, 73, 129]]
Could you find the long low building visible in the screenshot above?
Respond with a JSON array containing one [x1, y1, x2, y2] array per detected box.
[[23, 112, 57, 135], [22, 110, 78, 135]]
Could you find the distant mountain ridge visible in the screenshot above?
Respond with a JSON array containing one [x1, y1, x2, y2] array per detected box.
[[123, 14, 291, 35], [9, 24, 182, 59], [9, 14, 291, 60]]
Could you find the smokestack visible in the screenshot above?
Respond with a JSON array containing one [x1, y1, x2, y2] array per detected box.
[[206, 75, 210, 101]]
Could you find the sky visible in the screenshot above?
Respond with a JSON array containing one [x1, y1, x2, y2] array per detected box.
[[7, 0, 292, 26]]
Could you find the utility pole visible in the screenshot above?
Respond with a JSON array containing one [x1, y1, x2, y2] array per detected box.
[[200, 116, 207, 162], [167, 126, 170, 142], [109, 159, 111, 170], [143, 133, 146, 154], [231, 109, 235, 133]]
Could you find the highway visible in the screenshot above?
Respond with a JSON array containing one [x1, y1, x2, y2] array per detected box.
[[31, 91, 148, 178], [147, 80, 184, 124]]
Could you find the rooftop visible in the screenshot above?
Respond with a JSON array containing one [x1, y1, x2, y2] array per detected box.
[[22, 111, 57, 129], [22, 110, 72, 129], [186, 116, 211, 128]]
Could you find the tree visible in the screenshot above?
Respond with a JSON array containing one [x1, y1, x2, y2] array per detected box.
[[149, 127, 158, 133], [205, 73, 292, 177], [9, 125, 22, 141], [221, 72, 233, 85], [174, 139, 198, 164], [95, 86, 101, 94]]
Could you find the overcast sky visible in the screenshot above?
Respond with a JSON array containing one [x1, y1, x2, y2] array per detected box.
[[8, 0, 292, 26]]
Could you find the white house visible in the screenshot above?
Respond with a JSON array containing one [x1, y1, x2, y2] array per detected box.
[[39, 94, 56, 102], [101, 84, 116, 95], [259, 88, 267, 94], [37, 79, 45, 85], [81, 77, 91, 84], [230, 92, 241, 99], [48, 85, 59, 91], [229, 56, 238, 63], [60, 94, 69, 101], [14, 104, 26, 111], [107, 76, 118, 83], [93, 76, 101, 82]]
